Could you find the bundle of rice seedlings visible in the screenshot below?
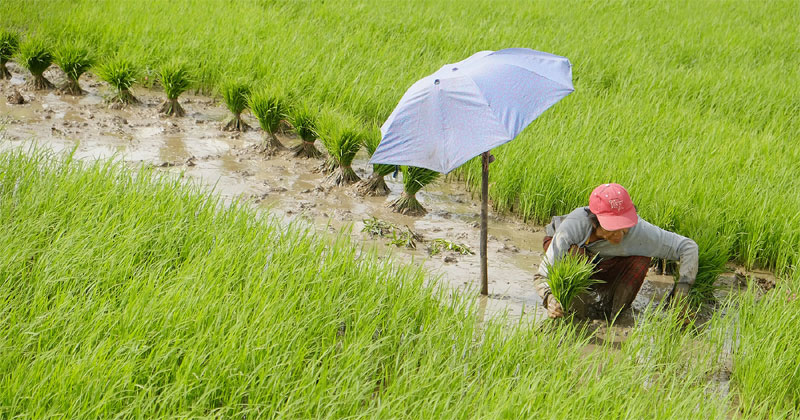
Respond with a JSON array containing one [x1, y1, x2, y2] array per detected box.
[[248, 87, 287, 153], [0, 30, 19, 80], [317, 111, 362, 186], [390, 166, 439, 216], [16, 37, 53, 89], [158, 61, 192, 117], [546, 254, 601, 313], [52, 42, 93, 95], [356, 125, 393, 196], [96, 57, 138, 105], [221, 80, 250, 132], [287, 102, 321, 158]]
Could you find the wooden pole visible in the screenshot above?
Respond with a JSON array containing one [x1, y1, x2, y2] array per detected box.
[[480, 151, 489, 296]]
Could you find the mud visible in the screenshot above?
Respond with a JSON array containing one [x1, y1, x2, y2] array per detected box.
[[0, 64, 765, 336]]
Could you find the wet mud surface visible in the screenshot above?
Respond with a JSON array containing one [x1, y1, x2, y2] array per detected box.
[[0, 65, 774, 335]]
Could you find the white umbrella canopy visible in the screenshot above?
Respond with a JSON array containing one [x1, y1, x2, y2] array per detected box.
[[370, 48, 574, 174], [370, 48, 574, 295]]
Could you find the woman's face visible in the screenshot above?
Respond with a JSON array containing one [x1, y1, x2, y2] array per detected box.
[[595, 226, 630, 245]]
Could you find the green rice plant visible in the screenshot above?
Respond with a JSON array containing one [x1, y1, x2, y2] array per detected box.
[[388, 227, 420, 249], [356, 125, 393, 196], [221, 80, 250, 132], [391, 165, 440, 216], [316, 110, 362, 185], [361, 216, 399, 237], [287, 102, 322, 158], [0, 29, 19, 80], [52, 42, 93, 95], [157, 61, 192, 117], [96, 57, 138, 105], [428, 238, 474, 256], [16, 37, 53, 89], [546, 254, 601, 312], [248, 86, 287, 153]]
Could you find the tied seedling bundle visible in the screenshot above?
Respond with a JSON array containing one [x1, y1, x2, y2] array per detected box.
[[249, 87, 287, 154], [546, 254, 601, 313], [391, 166, 440, 216], [357, 125, 393, 196], [17, 37, 53, 89], [317, 111, 363, 186], [97, 57, 138, 106], [0, 30, 19, 80], [221, 80, 251, 132], [287, 102, 322, 159], [158, 61, 192, 117], [53, 42, 93, 95]]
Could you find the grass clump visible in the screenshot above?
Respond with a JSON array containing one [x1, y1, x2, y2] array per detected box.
[[16, 37, 53, 89], [96, 57, 138, 105], [546, 254, 601, 312], [357, 126, 393, 196], [287, 102, 322, 159], [391, 166, 439, 216], [158, 61, 192, 117], [221, 80, 251, 132], [316, 110, 362, 186], [0, 29, 19, 79], [428, 238, 473, 256], [248, 87, 287, 153], [52, 42, 93, 95]]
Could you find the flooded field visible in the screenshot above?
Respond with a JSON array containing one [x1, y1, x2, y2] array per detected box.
[[0, 65, 772, 333]]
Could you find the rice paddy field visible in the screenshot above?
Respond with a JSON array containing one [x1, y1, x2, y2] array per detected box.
[[2, 0, 799, 418]]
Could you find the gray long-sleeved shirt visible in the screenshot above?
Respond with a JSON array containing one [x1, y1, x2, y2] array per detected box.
[[536, 207, 698, 289]]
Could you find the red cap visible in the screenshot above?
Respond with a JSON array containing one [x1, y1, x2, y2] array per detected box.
[[589, 183, 638, 230]]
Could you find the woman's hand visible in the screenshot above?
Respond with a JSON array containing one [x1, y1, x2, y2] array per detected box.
[[545, 294, 564, 318]]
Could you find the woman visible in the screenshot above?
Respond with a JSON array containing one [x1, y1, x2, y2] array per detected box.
[[534, 183, 698, 318]]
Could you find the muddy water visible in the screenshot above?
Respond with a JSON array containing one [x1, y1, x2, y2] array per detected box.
[[0, 65, 756, 332]]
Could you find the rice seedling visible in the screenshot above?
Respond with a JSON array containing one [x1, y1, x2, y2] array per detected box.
[[221, 80, 250, 132], [248, 86, 287, 153], [546, 254, 601, 312], [96, 57, 138, 105], [316, 110, 362, 185], [391, 165, 440, 216], [388, 227, 421, 249], [428, 238, 473, 256], [361, 216, 399, 237], [157, 61, 192, 117], [16, 37, 53, 89], [357, 125, 393, 196], [0, 29, 19, 80], [52, 42, 93, 95], [287, 102, 322, 158]]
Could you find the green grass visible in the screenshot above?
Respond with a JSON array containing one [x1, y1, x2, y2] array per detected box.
[[249, 87, 288, 151], [0, 149, 748, 418], [52, 42, 93, 95], [2, 0, 796, 278], [96, 57, 138, 104], [545, 254, 601, 311], [0, 29, 19, 79], [15, 37, 52, 89]]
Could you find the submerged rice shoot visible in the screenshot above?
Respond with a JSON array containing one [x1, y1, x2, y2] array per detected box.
[[16, 37, 53, 89], [248, 87, 287, 153], [221, 80, 250, 132], [97, 57, 138, 105], [287, 102, 322, 159], [158, 61, 192, 117], [0, 29, 19, 80], [357, 125, 393, 196], [53, 42, 93, 95], [391, 166, 439, 216], [546, 254, 601, 312]]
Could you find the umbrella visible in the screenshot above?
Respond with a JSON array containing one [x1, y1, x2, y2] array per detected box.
[[370, 47, 574, 295]]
